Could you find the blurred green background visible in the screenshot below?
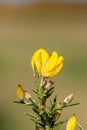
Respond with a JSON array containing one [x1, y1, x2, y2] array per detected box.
[[0, 2, 87, 130]]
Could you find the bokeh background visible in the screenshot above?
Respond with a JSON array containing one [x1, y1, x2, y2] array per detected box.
[[0, 1, 87, 130]]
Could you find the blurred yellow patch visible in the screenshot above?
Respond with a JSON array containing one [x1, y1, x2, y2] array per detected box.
[[66, 114, 77, 130]]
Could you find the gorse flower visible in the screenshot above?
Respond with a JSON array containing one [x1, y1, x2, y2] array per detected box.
[[66, 114, 77, 130], [31, 48, 64, 77]]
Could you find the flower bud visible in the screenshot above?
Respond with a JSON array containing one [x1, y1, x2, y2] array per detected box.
[[66, 114, 77, 130], [16, 84, 25, 99], [41, 103, 46, 111], [44, 80, 54, 90], [40, 76, 47, 86], [54, 102, 62, 120], [16, 84, 31, 102], [36, 126, 40, 130], [64, 93, 74, 104]]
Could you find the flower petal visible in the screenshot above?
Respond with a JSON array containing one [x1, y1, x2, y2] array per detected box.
[[34, 54, 42, 73], [45, 62, 64, 77], [16, 84, 25, 99], [41, 52, 58, 76], [31, 48, 49, 73], [45, 51, 58, 72], [46, 56, 64, 77], [56, 56, 64, 66], [44, 56, 64, 77]]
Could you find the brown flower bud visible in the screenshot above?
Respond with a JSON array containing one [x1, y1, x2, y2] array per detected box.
[[36, 126, 40, 130], [40, 76, 47, 86], [64, 93, 74, 104], [44, 80, 54, 90], [54, 102, 62, 120], [41, 103, 46, 111]]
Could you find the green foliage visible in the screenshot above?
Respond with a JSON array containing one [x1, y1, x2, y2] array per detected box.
[[13, 65, 82, 130]]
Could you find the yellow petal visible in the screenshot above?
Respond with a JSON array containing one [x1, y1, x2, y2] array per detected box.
[[66, 114, 77, 130], [45, 52, 58, 72], [45, 62, 64, 77], [46, 56, 64, 77], [34, 54, 42, 73], [56, 56, 64, 66], [31, 48, 49, 73], [16, 84, 25, 99]]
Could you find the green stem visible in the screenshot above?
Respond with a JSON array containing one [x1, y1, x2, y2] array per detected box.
[[34, 63, 43, 99], [45, 125, 53, 130], [62, 102, 80, 108], [77, 122, 85, 130]]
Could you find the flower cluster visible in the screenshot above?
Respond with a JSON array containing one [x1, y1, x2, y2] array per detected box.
[[13, 48, 84, 130]]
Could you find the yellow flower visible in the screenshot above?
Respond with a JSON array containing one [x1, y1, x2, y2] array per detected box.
[[16, 84, 25, 99], [16, 84, 31, 100], [31, 48, 64, 77], [66, 114, 77, 130]]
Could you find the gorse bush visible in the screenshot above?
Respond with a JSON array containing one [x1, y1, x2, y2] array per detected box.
[[13, 48, 84, 130]]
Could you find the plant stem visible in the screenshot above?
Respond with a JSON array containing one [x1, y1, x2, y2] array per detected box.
[[77, 122, 84, 130], [45, 125, 53, 130]]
